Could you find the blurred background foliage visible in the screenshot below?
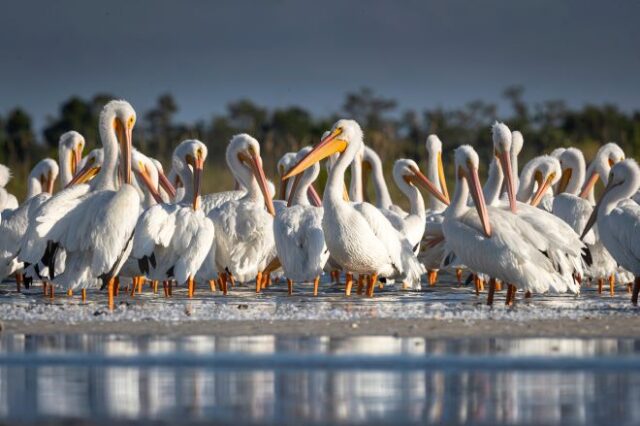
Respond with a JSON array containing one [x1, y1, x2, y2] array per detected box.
[[1, 85, 639, 206]]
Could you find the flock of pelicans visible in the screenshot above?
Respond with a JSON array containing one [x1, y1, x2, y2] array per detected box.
[[0, 99, 639, 311]]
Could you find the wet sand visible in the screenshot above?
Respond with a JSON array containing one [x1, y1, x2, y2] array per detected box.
[[2, 317, 639, 338]]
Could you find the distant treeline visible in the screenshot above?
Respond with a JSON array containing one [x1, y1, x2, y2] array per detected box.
[[1, 86, 639, 200]]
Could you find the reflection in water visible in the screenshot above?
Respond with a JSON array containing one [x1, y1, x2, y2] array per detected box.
[[0, 335, 639, 424]]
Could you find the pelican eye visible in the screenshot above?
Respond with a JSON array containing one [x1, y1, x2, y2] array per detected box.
[[128, 116, 135, 128]]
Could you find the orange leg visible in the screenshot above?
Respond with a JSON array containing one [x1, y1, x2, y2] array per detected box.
[[609, 275, 615, 296], [456, 268, 463, 285], [505, 284, 516, 306], [107, 277, 115, 311], [209, 279, 217, 292], [137, 277, 143, 294], [495, 280, 502, 292], [43, 281, 48, 295], [256, 272, 262, 293], [187, 276, 195, 298], [345, 273, 353, 296], [114, 277, 120, 296], [597, 278, 604, 294], [15, 272, 23, 293], [49, 284, 55, 300], [168, 281, 173, 297], [428, 270, 438, 286], [366, 273, 378, 297], [628, 283, 633, 294], [67, 289, 73, 297], [357, 275, 365, 295], [163, 281, 169, 297], [313, 276, 320, 296], [152, 280, 158, 294], [287, 278, 293, 295], [474, 275, 481, 296], [81, 288, 87, 303], [487, 278, 496, 306]]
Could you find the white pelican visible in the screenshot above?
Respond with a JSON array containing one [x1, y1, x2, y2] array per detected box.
[[284, 119, 423, 295], [133, 140, 214, 297], [206, 134, 276, 290], [18, 100, 141, 309], [495, 124, 584, 286], [581, 160, 640, 304], [515, 155, 561, 210], [581, 142, 626, 203], [276, 152, 297, 200], [273, 147, 329, 295], [419, 135, 451, 285], [57, 131, 85, 187], [442, 145, 578, 301], [552, 147, 619, 292], [0, 165, 19, 210], [0, 159, 59, 285]]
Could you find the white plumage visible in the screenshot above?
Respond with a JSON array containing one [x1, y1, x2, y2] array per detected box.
[[132, 140, 214, 286]]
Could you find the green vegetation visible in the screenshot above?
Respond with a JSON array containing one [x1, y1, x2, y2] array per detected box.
[[1, 86, 639, 204]]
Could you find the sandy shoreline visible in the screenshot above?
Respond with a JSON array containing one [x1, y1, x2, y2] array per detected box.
[[2, 317, 640, 338]]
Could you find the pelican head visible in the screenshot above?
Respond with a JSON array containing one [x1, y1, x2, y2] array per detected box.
[[66, 148, 104, 187], [284, 119, 363, 181], [425, 135, 450, 202], [519, 155, 561, 207], [29, 158, 59, 195], [227, 134, 275, 216], [511, 131, 524, 156], [581, 142, 626, 197], [581, 159, 640, 240], [393, 159, 449, 206], [491, 121, 517, 213], [132, 150, 162, 205], [101, 100, 136, 186], [455, 145, 492, 238], [58, 131, 85, 182], [173, 139, 207, 210], [286, 146, 322, 207], [557, 148, 586, 194], [0, 164, 11, 188], [277, 152, 297, 200]]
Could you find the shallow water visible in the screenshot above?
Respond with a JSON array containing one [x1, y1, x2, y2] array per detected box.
[[1, 334, 640, 425], [0, 274, 637, 323]]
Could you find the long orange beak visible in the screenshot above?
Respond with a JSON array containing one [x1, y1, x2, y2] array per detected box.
[[114, 118, 133, 185], [286, 173, 302, 207], [407, 169, 450, 206], [530, 173, 555, 207], [556, 167, 572, 194], [498, 150, 517, 213], [192, 155, 204, 210], [437, 151, 450, 203], [466, 164, 492, 238], [243, 151, 275, 216], [283, 128, 348, 180], [66, 162, 100, 187], [158, 169, 177, 199], [135, 166, 163, 204], [44, 173, 55, 194], [579, 172, 599, 198], [278, 172, 289, 200], [580, 178, 615, 240], [308, 184, 322, 207]]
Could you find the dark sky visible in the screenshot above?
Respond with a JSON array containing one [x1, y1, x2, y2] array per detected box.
[[1, 0, 639, 131]]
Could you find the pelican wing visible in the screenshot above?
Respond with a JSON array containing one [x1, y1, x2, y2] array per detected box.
[[602, 202, 640, 273]]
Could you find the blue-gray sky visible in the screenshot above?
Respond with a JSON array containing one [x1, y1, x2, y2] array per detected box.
[[1, 0, 639, 131]]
